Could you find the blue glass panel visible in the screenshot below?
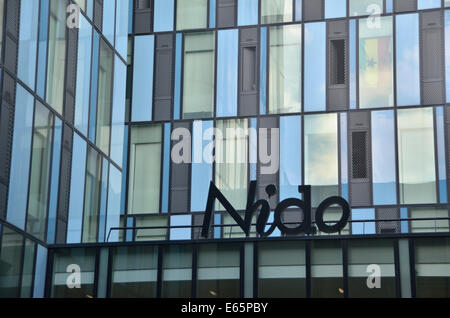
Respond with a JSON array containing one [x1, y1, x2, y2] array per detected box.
[[174, 33, 182, 120], [128, 0, 133, 34], [116, 0, 130, 59], [446, 11, 450, 103], [89, 31, 100, 142], [191, 120, 213, 212], [238, 0, 258, 26], [67, 133, 87, 244], [18, 0, 39, 90], [32, 245, 48, 298], [75, 15, 92, 136], [400, 207, 408, 233], [210, 0, 216, 28], [154, 0, 174, 32], [126, 217, 134, 242], [217, 29, 238, 117], [98, 158, 109, 242], [131, 35, 154, 122], [418, 0, 441, 9], [170, 215, 192, 240], [87, 0, 94, 19], [436, 107, 448, 203], [162, 123, 171, 213], [106, 165, 122, 242], [372, 110, 397, 205], [266, 212, 281, 237], [352, 209, 375, 234], [260, 27, 267, 115], [249, 118, 257, 181], [102, 0, 115, 45], [280, 116, 302, 201], [386, 0, 393, 13], [396, 14, 420, 106], [349, 19, 356, 109], [7, 84, 34, 230], [111, 56, 126, 167], [340, 113, 348, 201], [120, 126, 129, 216], [37, 0, 49, 98], [295, 0, 302, 21], [47, 117, 62, 244], [325, 0, 347, 19], [304, 22, 326, 112], [214, 214, 221, 239]]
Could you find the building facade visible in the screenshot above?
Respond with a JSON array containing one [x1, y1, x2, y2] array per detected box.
[[0, 0, 450, 298]]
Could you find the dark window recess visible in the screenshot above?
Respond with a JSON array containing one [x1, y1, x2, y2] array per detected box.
[[242, 47, 256, 92], [352, 131, 367, 179], [136, 0, 151, 9], [330, 39, 346, 85]]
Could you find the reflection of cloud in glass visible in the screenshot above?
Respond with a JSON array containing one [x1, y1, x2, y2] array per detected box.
[[305, 114, 338, 186]]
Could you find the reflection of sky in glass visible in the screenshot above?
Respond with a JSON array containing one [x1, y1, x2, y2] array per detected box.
[[340, 114, 348, 201], [398, 108, 436, 204], [371, 110, 397, 205], [295, 0, 302, 21], [217, 29, 238, 117], [153, 0, 174, 32], [446, 0, 450, 7], [349, 20, 356, 109], [418, 0, 441, 10], [350, 0, 383, 16], [191, 121, 213, 212], [305, 114, 338, 186], [269, 25, 302, 114], [325, 0, 346, 19], [386, 0, 393, 13], [261, 0, 293, 24], [359, 16, 394, 109], [446, 11, 450, 103], [280, 116, 302, 201], [260, 27, 267, 115], [351, 209, 375, 234], [170, 215, 192, 240], [436, 107, 447, 203], [304, 22, 326, 112], [396, 14, 420, 107], [238, 0, 258, 26]]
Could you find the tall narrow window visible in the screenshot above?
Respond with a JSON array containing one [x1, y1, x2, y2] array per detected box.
[[183, 32, 215, 119], [46, 0, 67, 114], [359, 16, 394, 109], [215, 119, 249, 211], [330, 39, 346, 85], [27, 103, 54, 241], [304, 113, 339, 207], [128, 125, 162, 214], [261, 0, 293, 24], [269, 25, 302, 114], [96, 39, 113, 156], [398, 108, 437, 204], [82, 148, 101, 243]]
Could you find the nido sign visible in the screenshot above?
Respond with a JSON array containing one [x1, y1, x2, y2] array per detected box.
[[201, 181, 350, 238]]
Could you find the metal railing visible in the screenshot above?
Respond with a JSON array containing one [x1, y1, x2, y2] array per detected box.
[[106, 217, 450, 242]]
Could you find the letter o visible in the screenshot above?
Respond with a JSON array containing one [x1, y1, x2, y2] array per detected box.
[[315, 197, 350, 234], [274, 198, 307, 235]]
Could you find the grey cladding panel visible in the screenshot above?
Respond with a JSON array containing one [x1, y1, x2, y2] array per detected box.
[[4, 0, 20, 74], [394, 0, 417, 12], [154, 34, 173, 121], [348, 112, 372, 207], [327, 20, 349, 111], [0, 102, 13, 188], [239, 28, 259, 117], [376, 208, 400, 234], [303, 0, 324, 21], [65, 28, 78, 124], [170, 122, 190, 213], [217, 0, 236, 28], [94, 0, 103, 31], [134, 8, 152, 34], [421, 11, 445, 105]]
